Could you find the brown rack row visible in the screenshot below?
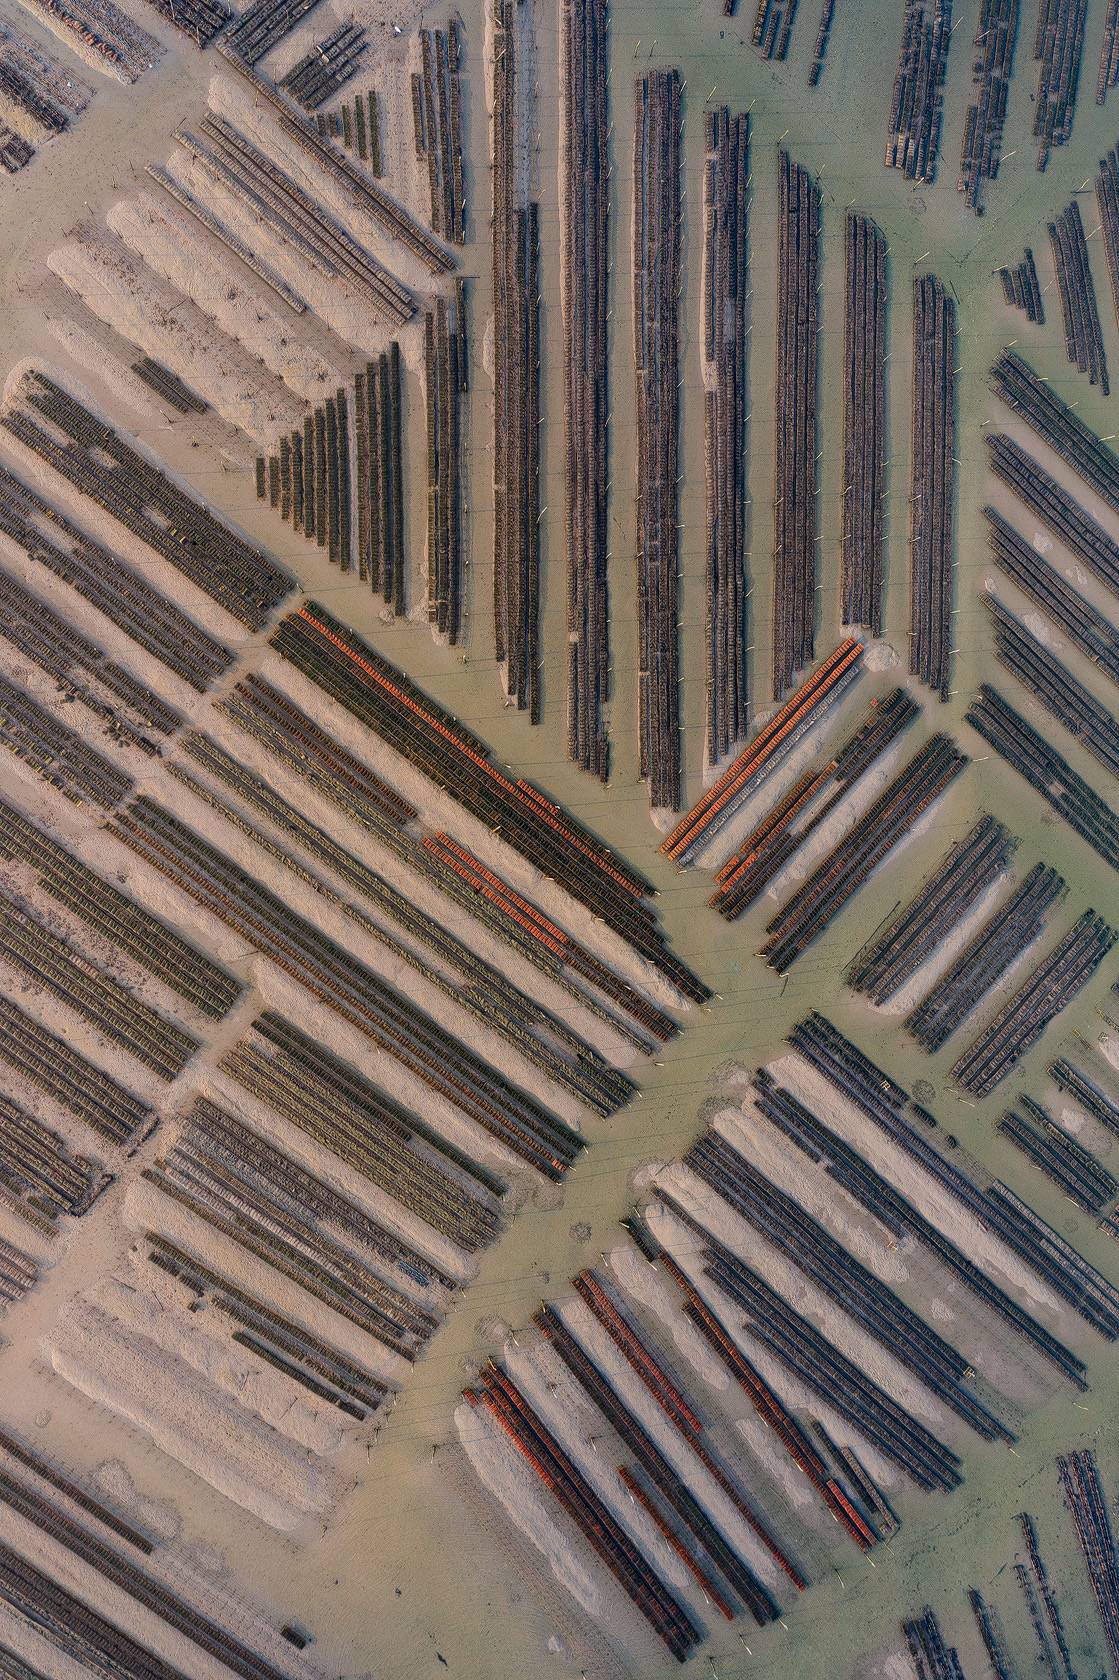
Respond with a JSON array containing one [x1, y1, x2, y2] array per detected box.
[[0, 991, 151, 1145], [711, 686, 918, 921], [664, 638, 864, 864], [0, 668, 133, 810]]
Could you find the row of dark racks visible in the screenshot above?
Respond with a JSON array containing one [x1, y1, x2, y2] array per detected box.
[[425, 293, 467, 643], [785, 1013, 1108, 1362], [181, 113, 414, 324], [130, 356, 207, 413], [0, 991, 151, 1145], [907, 858, 1064, 1052], [760, 731, 967, 972], [0, 885, 197, 1081], [986, 431, 1118, 594], [280, 24, 366, 110], [703, 107, 751, 763], [1033, 0, 1087, 169], [950, 908, 1117, 1095], [991, 347, 1119, 516], [999, 1096, 1117, 1213], [958, 0, 1018, 212], [997, 247, 1044, 321], [214, 674, 675, 1049], [1057, 1449, 1119, 1672], [966, 682, 1119, 872], [315, 89, 381, 175], [1049, 199, 1108, 391], [684, 1125, 1010, 1441], [216, 45, 454, 274], [492, 1, 541, 718], [223, 1010, 503, 1253], [107, 792, 584, 1179], [843, 213, 887, 635], [848, 813, 1015, 1003], [0, 791, 241, 1018], [270, 603, 706, 1000], [985, 508, 1119, 685], [146, 1234, 388, 1419], [663, 638, 864, 864], [0, 561, 181, 756], [910, 273, 955, 699], [0, 1091, 98, 1231], [171, 726, 635, 1117], [561, 0, 610, 779], [2, 370, 293, 630], [0, 667, 134, 811], [147, 1098, 441, 1360], [711, 686, 918, 922], [985, 592, 1119, 780], [772, 150, 820, 700], [885, 0, 953, 182], [147, 162, 307, 314], [633, 68, 683, 809]]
